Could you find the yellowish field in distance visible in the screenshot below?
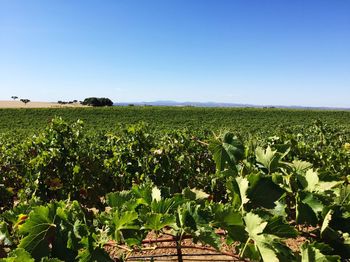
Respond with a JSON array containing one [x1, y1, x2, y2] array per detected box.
[[0, 100, 86, 108]]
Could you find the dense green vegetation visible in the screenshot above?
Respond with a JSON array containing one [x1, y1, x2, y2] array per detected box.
[[1, 108, 350, 261], [1, 106, 350, 136], [81, 97, 113, 107]]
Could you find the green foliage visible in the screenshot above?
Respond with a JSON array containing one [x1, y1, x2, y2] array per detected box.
[[255, 146, 288, 174], [2, 116, 350, 261], [300, 242, 340, 261], [141, 213, 176, 231], [0, 222, 12, 246], [0, 248, 34, 262], [2, 107, 350, 137], [18, 205, 57, 258], [81, 97, 113, 107], [76, 234, 113, 262], [209, 132, 244, 173]]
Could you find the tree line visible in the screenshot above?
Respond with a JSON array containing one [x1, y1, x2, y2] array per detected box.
[[11, 96, 114, 107]]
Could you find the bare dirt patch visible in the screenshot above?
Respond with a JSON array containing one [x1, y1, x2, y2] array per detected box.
[[0, 100, 87, 108], [105, 232, 245, 262]]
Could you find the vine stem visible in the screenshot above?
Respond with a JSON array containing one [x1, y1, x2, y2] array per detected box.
[[192, 137, 209, 146], [176, 239, 183, 262], [115, 244, 132, 252], [239, 237, 250, 258]]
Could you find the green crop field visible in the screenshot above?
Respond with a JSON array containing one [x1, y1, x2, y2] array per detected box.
[[1, 106, 350, 136], [1, 107, 350, 261]]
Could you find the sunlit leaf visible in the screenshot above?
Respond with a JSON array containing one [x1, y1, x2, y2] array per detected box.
[[209, 132, 244, 172]]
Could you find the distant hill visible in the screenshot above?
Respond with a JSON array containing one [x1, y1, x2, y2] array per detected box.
[[117, 101, 251, 107], [115, 100, 350, 110]]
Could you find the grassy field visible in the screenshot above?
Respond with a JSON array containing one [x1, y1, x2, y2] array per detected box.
[[1, 106, 350, 136]]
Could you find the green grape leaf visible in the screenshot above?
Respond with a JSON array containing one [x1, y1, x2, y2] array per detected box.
[[302, 193, 324, 215], [151, 197, 184, 214], [264, 216, 298, 238], [211, 204, 246, 242], [304, 169, 319, 192], [315, 181, 342, 193], [77, 235, 113, 262], [289, 160, 313, 173], [255, 146, 285, 174], [248, 174, 285, 209], [296, 196, 318, 226], [193, 224, 221, 250], [176, 202, 221, 248], [244, 212, 268, 239], [0, 248, 34, 262], [111, 210, 139, 243], [141, 213, 176, 231], [254, 236, 280, 262], [177, 203, 198, 231], [243, 213, 292, 262], [209, 132, 244, 172], [300, 242, 340, 262], [321, 210, 333, 236], [236, 176, 250, 209], [215, 206, 243, 226], [226, 178, 243, 209], [106, 191, 132, 209], [271, 200, 287, 217], [132, 183, 153, 205], [18, 205, 57, 260], [303, 169, 341, 193]]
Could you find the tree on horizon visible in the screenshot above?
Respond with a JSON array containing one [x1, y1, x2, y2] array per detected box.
[[20, 99, 30, 105]]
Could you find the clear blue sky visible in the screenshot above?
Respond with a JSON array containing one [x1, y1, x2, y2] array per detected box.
[[1, 0, 349, 107]]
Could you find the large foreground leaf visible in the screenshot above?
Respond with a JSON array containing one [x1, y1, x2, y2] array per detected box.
[[244, 213, 278, 262], [18, 205, 57, 259], [248, 174, 285, 209], [209, 132, 244, 172], [303, 169, 341, 193], [111, 210, 139, 243], [255, 146, 287, 173], [243, 212, 293, 262]]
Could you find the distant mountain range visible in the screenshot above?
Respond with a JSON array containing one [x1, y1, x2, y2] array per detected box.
[[115, 100, 350, 110], [116, 100, 251, 107]]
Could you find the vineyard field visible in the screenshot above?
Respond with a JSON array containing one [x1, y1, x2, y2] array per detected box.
[[1, 106, 350, 136], [1, 109, 350, 261]]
